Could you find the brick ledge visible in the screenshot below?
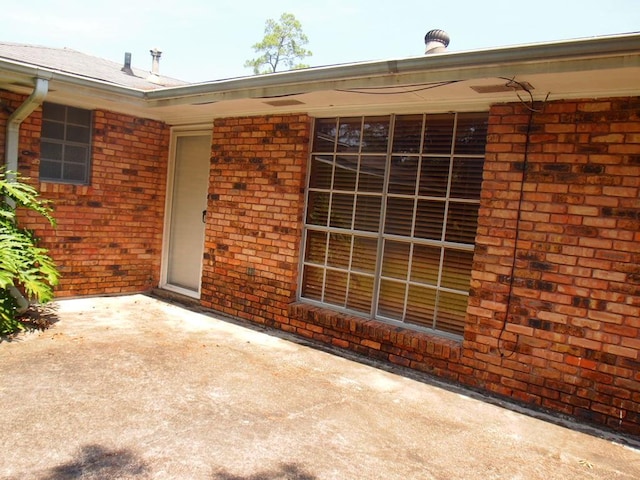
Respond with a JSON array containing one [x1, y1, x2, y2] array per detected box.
[[288, 302, 462, 373]]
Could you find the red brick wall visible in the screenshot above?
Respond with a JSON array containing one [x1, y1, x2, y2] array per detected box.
[[465, 97, 640, 434], [206, 102, 639, 435], [201, 114, 309, 325], [5, 89, 637, 434], [0, 91, 170, 296]]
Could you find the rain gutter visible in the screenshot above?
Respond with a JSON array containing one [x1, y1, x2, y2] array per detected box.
[[145, 32, 640, 107], [1, 32, 637, 112], [0, 57, 147, 105]]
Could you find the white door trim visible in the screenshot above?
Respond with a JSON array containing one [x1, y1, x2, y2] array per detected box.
[[160, 126, 212, 298]]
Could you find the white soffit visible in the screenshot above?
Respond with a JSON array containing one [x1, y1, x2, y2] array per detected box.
[[147, 67, 640, 124], [1, 32, 639, 124]]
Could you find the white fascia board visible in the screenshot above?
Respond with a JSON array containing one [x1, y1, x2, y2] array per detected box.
[[2, 32, 639, 119], [144, 32, 640, 107]]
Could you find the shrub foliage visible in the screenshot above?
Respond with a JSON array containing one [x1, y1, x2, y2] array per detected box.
[[0, 171, 59, 334]]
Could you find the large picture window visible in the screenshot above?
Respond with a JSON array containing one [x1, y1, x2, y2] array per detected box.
[[301, 113, 488, 336], [40, 103, 92, 184]]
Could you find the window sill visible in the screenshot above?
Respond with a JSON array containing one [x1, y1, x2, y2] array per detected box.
[[288, 302, 462, 368], [39, 182, 92, 195]]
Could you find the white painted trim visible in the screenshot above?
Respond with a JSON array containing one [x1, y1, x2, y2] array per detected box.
[[160, 127, 212, 298], [161, 283, 202, 300], [170, 123, 214, 132]]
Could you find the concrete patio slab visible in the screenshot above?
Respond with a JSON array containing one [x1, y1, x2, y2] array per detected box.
[[1, 294, 638, 479]]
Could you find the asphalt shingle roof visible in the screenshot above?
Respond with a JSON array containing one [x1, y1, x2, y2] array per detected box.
[[0, 42, 188, 90]]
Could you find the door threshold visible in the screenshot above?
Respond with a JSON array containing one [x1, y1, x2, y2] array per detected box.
[[160, 284, 200, 299], [151, 288, 201, 308]]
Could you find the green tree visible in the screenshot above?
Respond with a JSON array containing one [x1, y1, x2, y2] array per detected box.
[[245, 12, 312, 74], [0, 171, 59, 334]]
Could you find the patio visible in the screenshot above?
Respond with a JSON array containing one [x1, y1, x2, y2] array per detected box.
[[1, 294, 638, 479]]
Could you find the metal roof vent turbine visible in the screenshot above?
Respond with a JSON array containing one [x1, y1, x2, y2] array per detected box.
[[424, 29, 450, 54]]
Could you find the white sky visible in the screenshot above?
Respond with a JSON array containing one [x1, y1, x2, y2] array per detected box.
[[3, 0, 639, 83]]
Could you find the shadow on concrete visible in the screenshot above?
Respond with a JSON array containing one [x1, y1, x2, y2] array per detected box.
[[21, 302, 60, 330], [0, 303, 59, 343], [41, 444, 149, 479], [212, 463, 317, 480]]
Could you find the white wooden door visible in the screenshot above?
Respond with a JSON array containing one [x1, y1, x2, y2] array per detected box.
[[164, 133, 210, 296]]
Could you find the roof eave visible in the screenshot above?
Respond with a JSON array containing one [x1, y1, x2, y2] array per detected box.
[[0, 56, 147, 103], [1, 32, 638, 121], [144, 32, 640, 107]]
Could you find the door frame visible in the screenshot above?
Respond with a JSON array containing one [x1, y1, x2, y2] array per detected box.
[[160, 125, 212, 298]]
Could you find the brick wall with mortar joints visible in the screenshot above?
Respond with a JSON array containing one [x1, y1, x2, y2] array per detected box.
[[204, 104, 639, 435], [465, 97, 640, 435], [0, 91, 170, 297], [5, 90, 639, 434], [202, 114, 465, 380], [200, 114, 310, 325]]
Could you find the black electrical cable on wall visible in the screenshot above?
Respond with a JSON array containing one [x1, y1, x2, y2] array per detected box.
[[495, 79, 549, 358]]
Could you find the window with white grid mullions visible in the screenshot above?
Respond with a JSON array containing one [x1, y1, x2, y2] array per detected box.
[[40, 103, 92, 184], [301, 113, 487, 336]]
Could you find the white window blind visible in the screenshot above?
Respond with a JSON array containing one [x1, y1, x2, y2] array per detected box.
[[301, 113, 488, 336]]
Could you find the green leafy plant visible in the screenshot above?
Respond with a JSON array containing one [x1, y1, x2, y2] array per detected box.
[[0, 171, 59, 334]]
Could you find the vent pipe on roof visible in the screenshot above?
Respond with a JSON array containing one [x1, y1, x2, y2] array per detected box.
[[150, 48, 162, 75], [121, 52, 134, 75], [424, 29, 450, 54]]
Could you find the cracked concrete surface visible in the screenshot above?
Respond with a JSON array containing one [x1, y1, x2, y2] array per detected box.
[[1, 294, 638, 479]]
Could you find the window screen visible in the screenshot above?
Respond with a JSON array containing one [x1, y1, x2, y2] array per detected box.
[[301, 113, 487, 336], [40, 103, 92, 184]]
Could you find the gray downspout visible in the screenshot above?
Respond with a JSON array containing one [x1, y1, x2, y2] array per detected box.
[[4, 76, 50, 314], [6, 76, 49, 178]]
